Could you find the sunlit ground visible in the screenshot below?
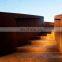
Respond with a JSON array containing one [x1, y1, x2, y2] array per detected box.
[[15, 31, 61, 62], [27, 31, 57, 53]]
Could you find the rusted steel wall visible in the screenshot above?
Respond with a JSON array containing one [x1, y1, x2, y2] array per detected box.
[[16, 16, 44, 41], [54, 14, 62, 52], [15, 13, 44, 46], [0, 12, 44, 49], [0, 12, 17, 55], [43, 22, 54, 34]]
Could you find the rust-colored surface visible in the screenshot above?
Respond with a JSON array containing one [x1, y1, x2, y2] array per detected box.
[[0, 12, 44, 55], [0, 12, 55, 56], [54, 14, 62, 52], [0, 12, 17, 55]]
